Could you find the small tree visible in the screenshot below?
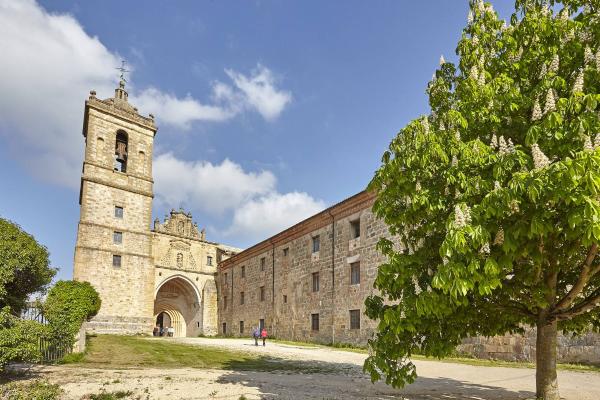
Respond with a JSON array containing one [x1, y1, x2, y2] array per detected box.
[[365, 1, 600, 399], [0, 307, 46, 372], [44, 280, 100, 341], [0, 217, 55, 314]]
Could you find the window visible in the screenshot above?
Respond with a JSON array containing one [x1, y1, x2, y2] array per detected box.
[[112, 255, 122, 268], [350, 310, 361, 329], [114, 130, 128, 173], [222, 323, 227, 334], [350, 219, 361, 239], [224, 296, 228, 310], [240, 291, 245, 305], [260, 257, 266, 271], [283, 295, 287, 303], [312, 272, 320, 292], [350, 262, 360, 285], [311, 313, 319, 331], [139, 151, 146, 174], [239, 321, 244, 334], [241, 265, 245, 278], [114, 206, 123, 218], [312, 235, 320, 253], [283, 247, 289, 256], [260, 286, 265, 302], [113, 231, 122, 244], [207, 256, 213, 266]]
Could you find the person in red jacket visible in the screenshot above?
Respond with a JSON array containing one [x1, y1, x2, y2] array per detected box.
[[261, 327, 268, 346]]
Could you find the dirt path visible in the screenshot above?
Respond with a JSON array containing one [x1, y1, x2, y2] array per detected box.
[[16, 337, 600, 399]]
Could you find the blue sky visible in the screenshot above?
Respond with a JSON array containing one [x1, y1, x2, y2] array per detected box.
[[0, 1, 515, 281]]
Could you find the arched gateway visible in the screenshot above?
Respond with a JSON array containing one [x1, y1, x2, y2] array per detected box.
[[154, 275, 200, 337]]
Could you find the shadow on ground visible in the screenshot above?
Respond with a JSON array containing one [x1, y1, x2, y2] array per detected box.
[[217, 356, 536, 400]]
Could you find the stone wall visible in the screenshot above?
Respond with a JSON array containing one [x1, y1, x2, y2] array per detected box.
[[459, 329, 600, 364], [73, 86, 157, 335], [218, 191, 394, 344]]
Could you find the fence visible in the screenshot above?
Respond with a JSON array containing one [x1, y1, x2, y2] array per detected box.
[[21, 302, 75, 363]]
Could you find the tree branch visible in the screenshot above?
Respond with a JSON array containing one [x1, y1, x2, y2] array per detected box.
[[554, 291, 600, 321], [552, 243, 598, 313]]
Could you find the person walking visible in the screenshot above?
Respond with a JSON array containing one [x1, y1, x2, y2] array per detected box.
[[252, 326, 260, 346], [261, 327, 268, 346]]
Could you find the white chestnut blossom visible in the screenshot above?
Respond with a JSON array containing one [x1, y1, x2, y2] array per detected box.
[[543, 89, 555, 114], [596, 50, 600, 70], [480, 242, 491, 255], [579, 30, 592, 43], [585, 46, 594, 66], [532, 98, 543, 121], [468, 10, 474, 24], [490, 133, 498, 149], [452, 155, 458, 167], [541, 4, 551, 17], [584, 135, 594, 151], [422, 117, 430, 134], [594, 134, 600, 149], [498, 136, 509, 155], [455, 131, 461, 141], [494, 228, 505, 245], [510, 199, 520, 214], [416, 180, 422, 191], [558, 8, 569, 21], [494, 181, 501, 190], [469, 65, 479, 81], [440, 55, 446, 65], [532, 143, 551, 169], [539, 63, 547, 79], [478, 69, 486, 85], [439, 121, 446, 131], [573, 69, 584, 93], [454, 204, 467, 228], [549, 54, 560, 73], [507, 138, 515, 154]]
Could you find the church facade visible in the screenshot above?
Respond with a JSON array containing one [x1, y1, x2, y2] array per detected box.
[[73, 81, 239, 338]]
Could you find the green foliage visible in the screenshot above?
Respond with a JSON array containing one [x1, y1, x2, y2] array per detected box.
[[0, 379, 62, 400], [44, 280, 101, 340], [0, 306, 46, 371], [0, 217, 55, 314], [366, 0, 600, 389]]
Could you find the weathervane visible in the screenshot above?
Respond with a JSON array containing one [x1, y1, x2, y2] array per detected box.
[[115, 60, 129, 82]]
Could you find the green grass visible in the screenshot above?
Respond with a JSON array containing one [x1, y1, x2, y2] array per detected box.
[[66, 335, 335, 373], [0, 379, 63, 400]]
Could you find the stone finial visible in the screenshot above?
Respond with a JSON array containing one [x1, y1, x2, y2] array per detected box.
[[89, 90, 97, 98], [149, 113, 155, 120]]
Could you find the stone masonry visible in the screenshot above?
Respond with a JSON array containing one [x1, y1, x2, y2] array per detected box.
[[73, 81, 239, 337]]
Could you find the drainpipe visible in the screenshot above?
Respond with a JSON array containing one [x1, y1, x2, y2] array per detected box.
[[328, 210, 335, 345], [270, 239, 275, 336]]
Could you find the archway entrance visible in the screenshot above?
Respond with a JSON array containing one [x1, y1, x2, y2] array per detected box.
[[154, 276, 201, 338]]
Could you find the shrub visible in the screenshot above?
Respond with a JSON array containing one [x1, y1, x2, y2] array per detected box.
[[44, 280, 101, 340], [0, 379, 62, 400], [0, 306, 46, 372]]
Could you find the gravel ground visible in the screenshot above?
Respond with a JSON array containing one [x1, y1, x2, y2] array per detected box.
[[16, 337, 600, 399]]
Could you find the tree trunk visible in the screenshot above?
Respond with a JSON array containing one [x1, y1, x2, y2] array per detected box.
[[536, 318, 560, 400]]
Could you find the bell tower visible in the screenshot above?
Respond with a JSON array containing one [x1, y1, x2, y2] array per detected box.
[[73, 79, 158, 334]]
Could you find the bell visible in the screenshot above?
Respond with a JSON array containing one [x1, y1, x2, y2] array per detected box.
[[115, 140, 127, 162]]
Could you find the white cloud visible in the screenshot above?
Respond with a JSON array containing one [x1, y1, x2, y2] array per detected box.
[[227, 192, 326, 239], [133, 88, 234, 129], [154, 152, 325, 241], [153, 153, 276, 214], [225, 65, 293, 121], [0, 0, 292, 188]]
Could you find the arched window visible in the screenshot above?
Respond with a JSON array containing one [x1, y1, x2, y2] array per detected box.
[[96, 137, 105, 161], [139, 151, 146, 174], [114, 130, 128, 173]]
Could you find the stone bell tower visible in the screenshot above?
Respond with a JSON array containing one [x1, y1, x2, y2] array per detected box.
[[73, 79, 158, 334]]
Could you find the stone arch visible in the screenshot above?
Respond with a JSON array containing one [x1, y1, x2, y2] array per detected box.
[[154, 275, 202, 337], [202, 279, 218, 336]]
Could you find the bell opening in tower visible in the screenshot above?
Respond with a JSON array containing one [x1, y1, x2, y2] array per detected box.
[[114, 130, 128, 173]]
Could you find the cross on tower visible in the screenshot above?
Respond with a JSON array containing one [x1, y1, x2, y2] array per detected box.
[[115, 60, 130, 82]]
